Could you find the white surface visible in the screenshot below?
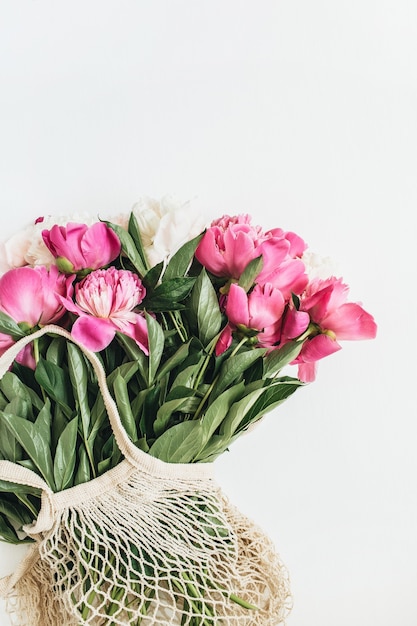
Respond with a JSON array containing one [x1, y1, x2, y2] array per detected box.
[[0, 1, 416, 625]]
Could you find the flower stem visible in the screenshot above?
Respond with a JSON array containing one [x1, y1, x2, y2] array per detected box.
[[193, 335, 249, 421], [169, 310, 188, 343]]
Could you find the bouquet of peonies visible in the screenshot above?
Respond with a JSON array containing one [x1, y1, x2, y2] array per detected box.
[[0, 196, 377, 625]]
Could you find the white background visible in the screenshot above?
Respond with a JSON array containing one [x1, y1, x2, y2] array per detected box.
[[0, 2, 416, 625]]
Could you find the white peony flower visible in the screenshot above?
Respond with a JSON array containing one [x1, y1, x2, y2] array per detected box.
[[302, 251, 341, 281], [131, 195, 209, 267], [0, 220, 55, 274]]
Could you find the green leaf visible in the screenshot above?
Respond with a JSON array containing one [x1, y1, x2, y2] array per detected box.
[[146, 313, 165, 385], [262, 341, 304, 378], [194, 434, 229, 462], [141, 277, 196, 311], [163, 234, 203, 280], [34, 399, 52, 449], [238, 379, 304, 430], [130, 388, 149, 423], [0, 480, 40, 497], [171, 360, 203, 389], [53, 417, 78, 491], [238, 255, 264, 292], [135, 437, 150, 453], [139, 384, 160, 437], [156, 340, 192, 381], [190, 269, 222, 345], [143, 261, 164, 289], [0, 405, 55, 489], [113, 373, 137, 442], [149, 420, 207, 463], [0, 311, 26, 339], [200, 382, 246, 440], [0, 514, 20, 544], [67, 343, 91, 439], [104, 219, 148, 276], [34, 357, 73, 418], [127, 212, 150, 273], [211, 348, 266, 400], [74, 445, 91, 486], [115, 333, 148, 385], [46, 336, 67, 366], [6, 396, 31, 421], [51, 405, 69, 450], [219, 388, 266, 440], [154, 390, 198, 437], [0, 372, 35, 417], [0, 414, 24, 462], [0, 496, 33, 526]]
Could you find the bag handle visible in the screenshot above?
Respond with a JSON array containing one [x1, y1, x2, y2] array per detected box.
[[0, 324, 213, 482]]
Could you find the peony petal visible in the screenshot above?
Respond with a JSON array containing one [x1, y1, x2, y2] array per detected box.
[[123, 314, 149, 355], [225, 283, 250, 327], [42, 223, 87, 269], [256, 238, 289, 280], [322, 303, 378, 340], [282, 309, 310, 339], [261, 258, 308, 299], [299, 334, 341, 363], [71, 316, 117, 352], [0, 268, 42, 326], [81, 222, 121, 269], [248, 284, 285, 330], [195, 228, 227, 276], [215, 324, 233, 356], [223, 230, 256, 278], [297, 361, 318, 383]]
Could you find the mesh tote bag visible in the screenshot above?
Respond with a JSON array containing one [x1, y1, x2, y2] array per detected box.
[[0, 326, 292, 625]]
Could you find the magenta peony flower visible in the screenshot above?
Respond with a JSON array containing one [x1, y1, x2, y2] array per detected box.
[[215, 282, 286, 355], [0, 265, 74, 366], [226, 282, 285, 333], [285, 276, 378, 382], [61, 267, 148, 353], [0, 265, 74, 328], [42, 222, 121, 274], [195, 214, 308, 295]]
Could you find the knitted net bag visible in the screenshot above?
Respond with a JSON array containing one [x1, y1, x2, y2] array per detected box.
[[0, 326, 292, 625]]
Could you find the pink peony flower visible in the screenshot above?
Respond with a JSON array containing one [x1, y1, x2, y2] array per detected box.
[[42, 222, 121, 274], [215, 282, 286, 355], [284, 276, 377, 382], [226, 282, 285, 333], [0, 265, 74, 366], [61, 267, 149, 353], [195, 214, 308, 296], [0, 265, 74, 328]]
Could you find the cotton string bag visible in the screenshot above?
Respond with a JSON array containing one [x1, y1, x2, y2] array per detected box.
[[0, 325, 292, 625]]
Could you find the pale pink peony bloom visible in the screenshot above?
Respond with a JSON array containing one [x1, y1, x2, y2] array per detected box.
[[61, 267, 148, 353], [42, 222, 121, 274], [284, 276, 377, 382], [0, 265, 74, 367]]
